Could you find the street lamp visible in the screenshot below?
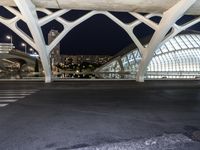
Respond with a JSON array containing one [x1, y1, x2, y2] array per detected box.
[[29, 48, 34, 54], [29, 48, 39, 57], [6, 35, 13, 50], [21, 43, 27, 54]]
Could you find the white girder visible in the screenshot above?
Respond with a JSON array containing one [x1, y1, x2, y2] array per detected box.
[[0, 0, 199, 82], [1, 0, 200, 15]]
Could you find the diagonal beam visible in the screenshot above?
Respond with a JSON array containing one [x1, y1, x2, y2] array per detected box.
[[38, 9, 69, 27], [0, 16, 37, 50], [159, 16, 200, 50], [14, 0, 52, 83], [136, 0, 197, 82], [130, 12, 159, 30]]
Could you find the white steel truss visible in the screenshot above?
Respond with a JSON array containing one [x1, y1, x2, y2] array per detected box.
[[0, 0, 199, 82]]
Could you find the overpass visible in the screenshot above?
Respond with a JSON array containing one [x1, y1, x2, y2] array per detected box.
[[0, 49, 42, 73], [0, 0, 200, 82]]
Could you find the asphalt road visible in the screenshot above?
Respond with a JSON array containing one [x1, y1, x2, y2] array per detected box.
[[0, 80, 200, 150]]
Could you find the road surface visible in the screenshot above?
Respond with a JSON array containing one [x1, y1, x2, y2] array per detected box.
[[0, 80, 200, 150]]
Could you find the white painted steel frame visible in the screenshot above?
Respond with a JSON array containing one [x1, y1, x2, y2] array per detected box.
[[0, 0, 199, 82]]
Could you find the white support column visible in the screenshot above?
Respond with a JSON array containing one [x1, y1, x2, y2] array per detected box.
[[14, 0, 52, 83], [136, 0, 197, 82]]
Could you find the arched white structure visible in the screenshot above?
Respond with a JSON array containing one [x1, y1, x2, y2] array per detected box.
[[98, 33, 200, 79], [0, 0, 199, 82]]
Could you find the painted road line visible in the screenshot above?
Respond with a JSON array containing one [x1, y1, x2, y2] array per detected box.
[[0, 99, 18, 102], [0, 90, 39, 92], [0, 93, 31, 96], [0, 90, 39, 108], [0, 96, 25, 99], [0, 104, 8, 107], [0, 89, 39, 91], [0, 92, 36, 94], [0, 90, 38, 92]]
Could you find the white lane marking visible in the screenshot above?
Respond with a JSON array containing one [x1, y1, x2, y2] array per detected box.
[[0, 89, 39, 108], [0, 92, 36, 95], [0, 93, 30, 96], [0, 90, 38, 92], [0, 104, 8, 107], [0, 96, 25, 99], [0, 99, 18, 102], [0, 91, 37, 92]]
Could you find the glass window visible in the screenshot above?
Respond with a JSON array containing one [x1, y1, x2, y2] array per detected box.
[[191, 35, 200, 46], [155, 48, 162, 55], [180, 35, 193, 48], [175, 36, 188, 49], [186, 35, 199, 48], [170, 38, 181, 50], [127, 52, 135, 64], [160, 45, 168, 53], [165, 41, 174, 51]]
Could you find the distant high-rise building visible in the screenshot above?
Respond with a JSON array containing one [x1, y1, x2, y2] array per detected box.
[[61, 55, 112, 65], [48, 30, 61, 66]]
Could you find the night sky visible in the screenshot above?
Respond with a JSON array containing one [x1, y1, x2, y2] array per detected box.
[[0, 7, 199, 55]]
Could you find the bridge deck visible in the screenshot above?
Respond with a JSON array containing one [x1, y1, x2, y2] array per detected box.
[[0, 0, 200, 15]]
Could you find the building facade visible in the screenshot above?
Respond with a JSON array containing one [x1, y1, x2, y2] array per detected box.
[[61, 55, 112, 65], [48, 30, 61, 66]]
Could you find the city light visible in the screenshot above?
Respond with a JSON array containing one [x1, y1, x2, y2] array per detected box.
[[29, 48, 34, 52], [6, 35, 13, 50], [21, 43, 26, 47], [29, 48, 39, 57], [21, 43, 27, 54], [6, 35, 11, 40], [30, 53, 39, 58]]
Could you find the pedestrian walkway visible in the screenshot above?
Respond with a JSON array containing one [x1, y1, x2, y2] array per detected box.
[[0, 89, 38, 108]]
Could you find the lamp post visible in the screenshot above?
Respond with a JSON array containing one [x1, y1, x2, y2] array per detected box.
[[21, 43, 27, 54], [6, 35, 13, 50], [29, 48, 34, 54], [29, 48, 39, 57]]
